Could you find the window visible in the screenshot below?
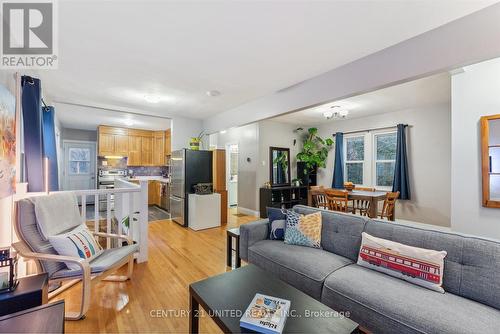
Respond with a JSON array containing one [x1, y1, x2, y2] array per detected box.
[[374, 132, 397, 188], [69, 148, 91, 174], [342, 130, 397, 188], [344, 136, 364, 185]]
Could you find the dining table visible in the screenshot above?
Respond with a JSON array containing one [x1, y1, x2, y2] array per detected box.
[[308, 188, 392, 220]]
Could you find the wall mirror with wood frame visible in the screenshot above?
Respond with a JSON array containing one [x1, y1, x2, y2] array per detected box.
[[270, 147, 291, 187], [481, 114, 500, 208]]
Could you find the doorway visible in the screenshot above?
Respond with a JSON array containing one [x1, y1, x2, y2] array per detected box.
[[226, 144, 238, 208], [62, 140, 96, 191]]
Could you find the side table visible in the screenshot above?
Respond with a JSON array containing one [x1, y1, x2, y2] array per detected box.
[[0, 273, 48, 316], [226, 227, 241, 268]]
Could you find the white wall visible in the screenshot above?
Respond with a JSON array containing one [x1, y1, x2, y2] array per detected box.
[[257, 120, 301, 189], [171, 116, 203, 151], [316, 104, 452, 227], [203, 4, 500, 133], [451, 57, 500, 240], [209, 124, 259, 213]]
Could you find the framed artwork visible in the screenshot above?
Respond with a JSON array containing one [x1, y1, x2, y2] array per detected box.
[[0, 85, 16, 198]]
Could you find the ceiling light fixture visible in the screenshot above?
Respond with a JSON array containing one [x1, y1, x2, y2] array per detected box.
[[220, 130, 227, 134], [206, 90, 221, 97], [323, 106, 349, 120], [144, 94, 161, 103]]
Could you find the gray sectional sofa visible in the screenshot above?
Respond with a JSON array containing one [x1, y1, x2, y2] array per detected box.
[[239, 205, 500, 334]]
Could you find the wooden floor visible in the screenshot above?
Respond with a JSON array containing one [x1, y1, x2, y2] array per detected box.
[[55, 208, 257, 333]]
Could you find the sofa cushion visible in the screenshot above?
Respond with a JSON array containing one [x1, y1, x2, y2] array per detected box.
[[293, 205, 367, 262], [364, 219, 500, 310], [321, 264, 500, 334], [51, 243, 138, 279], [248, 240, 352, 299]]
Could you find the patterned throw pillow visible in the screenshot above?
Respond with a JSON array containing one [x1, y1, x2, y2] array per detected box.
[[284, 210, 322, 248], [357, 232, 447, 293], [49, 224, 103, 270], [267, 207, 287, 240]]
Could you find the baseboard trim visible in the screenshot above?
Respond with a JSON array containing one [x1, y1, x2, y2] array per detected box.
[[237, 207, 260, 217]]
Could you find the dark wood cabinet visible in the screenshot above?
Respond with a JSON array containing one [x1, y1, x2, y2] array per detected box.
[[259, 186, 308, 218]]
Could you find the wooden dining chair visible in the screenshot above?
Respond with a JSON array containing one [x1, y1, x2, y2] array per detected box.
[[380, 191, 400, 221], [352, 187, 375, 216], [325, 189, 349, 212], [311, 189, 328, 209]]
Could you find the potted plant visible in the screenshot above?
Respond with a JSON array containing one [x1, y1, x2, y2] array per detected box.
[[295, 127, 334, 185], [190, 131, 205, 150]]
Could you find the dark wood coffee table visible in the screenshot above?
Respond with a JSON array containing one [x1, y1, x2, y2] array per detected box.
[[189, 265, 359, 333]]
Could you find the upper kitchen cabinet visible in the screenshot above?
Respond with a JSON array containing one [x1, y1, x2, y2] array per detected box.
[[141, 135, 154, 166], [153, 131, 165, 166], [128, 134, 142, 166], [98, 125, 168, 166], [98, 126, 129, 157]]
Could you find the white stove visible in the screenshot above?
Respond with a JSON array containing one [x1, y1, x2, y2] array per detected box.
[[98, 169, 127, 211]]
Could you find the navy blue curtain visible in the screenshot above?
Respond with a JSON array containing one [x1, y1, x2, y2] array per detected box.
[[42, 106, 59, 191], [392, 124, 411, 200], [332, 132, 344, 188], [21, 76, 44, 192]]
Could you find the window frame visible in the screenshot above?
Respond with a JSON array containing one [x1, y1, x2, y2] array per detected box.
[[343, 134, 367, 186], [341, 128, 397, 190], [372, 130, 397, 191]]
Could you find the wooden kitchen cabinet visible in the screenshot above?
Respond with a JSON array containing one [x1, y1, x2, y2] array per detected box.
[[141, 136, 153, 166], [147, 180, 162, 206], [127, 135, 142, 166], [153, 131, 165, 166], [98, 126, 129, 156], [98, 133, 115, 156], [98, 125, 168, 165]]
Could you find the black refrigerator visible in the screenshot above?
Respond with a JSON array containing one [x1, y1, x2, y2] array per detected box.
[[170, 149, 213, 226]]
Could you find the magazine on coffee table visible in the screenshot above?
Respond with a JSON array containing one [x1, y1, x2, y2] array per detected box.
[[240, 293, 291, 334]]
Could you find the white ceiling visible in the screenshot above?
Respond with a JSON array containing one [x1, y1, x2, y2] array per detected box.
[[272, 72, 451, 126], [35, 0, 496, 121], [55, 103, 171, 131]]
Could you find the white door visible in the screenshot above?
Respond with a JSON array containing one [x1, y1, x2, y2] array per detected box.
[[63, 141, 96, 191]]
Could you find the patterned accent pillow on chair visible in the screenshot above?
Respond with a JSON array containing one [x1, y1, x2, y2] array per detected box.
[[284, 210, 322, 248], [267, 207, 287, 240], [49, 224, 103, 270]]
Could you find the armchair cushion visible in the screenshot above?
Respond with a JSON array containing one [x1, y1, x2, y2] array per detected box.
[[31, 193, 82, 240], [51, 243, 138, 279], [49, 224, 103, 270]]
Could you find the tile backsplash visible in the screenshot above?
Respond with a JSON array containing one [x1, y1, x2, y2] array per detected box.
[[128, 166, 169, 176], [98, 157, 169, 176]]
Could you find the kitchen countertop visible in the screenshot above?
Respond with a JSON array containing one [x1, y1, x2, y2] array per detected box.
[[125, 176, 170, 183]]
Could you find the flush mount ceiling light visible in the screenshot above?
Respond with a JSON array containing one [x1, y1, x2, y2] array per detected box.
[[323, 111, 334, 119], [144, 94, 162, 103], [323, 106, 349, 120], [220, 130, 227, 134], [206, 90, 221, 97]]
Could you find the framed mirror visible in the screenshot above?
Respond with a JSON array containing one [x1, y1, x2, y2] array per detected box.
[[270, 147, 291, 187], [481, 114, 500, 208]]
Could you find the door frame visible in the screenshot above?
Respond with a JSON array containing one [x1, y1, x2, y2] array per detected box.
[[62, 140, 97, 191], [225, 143, 238, 207]]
